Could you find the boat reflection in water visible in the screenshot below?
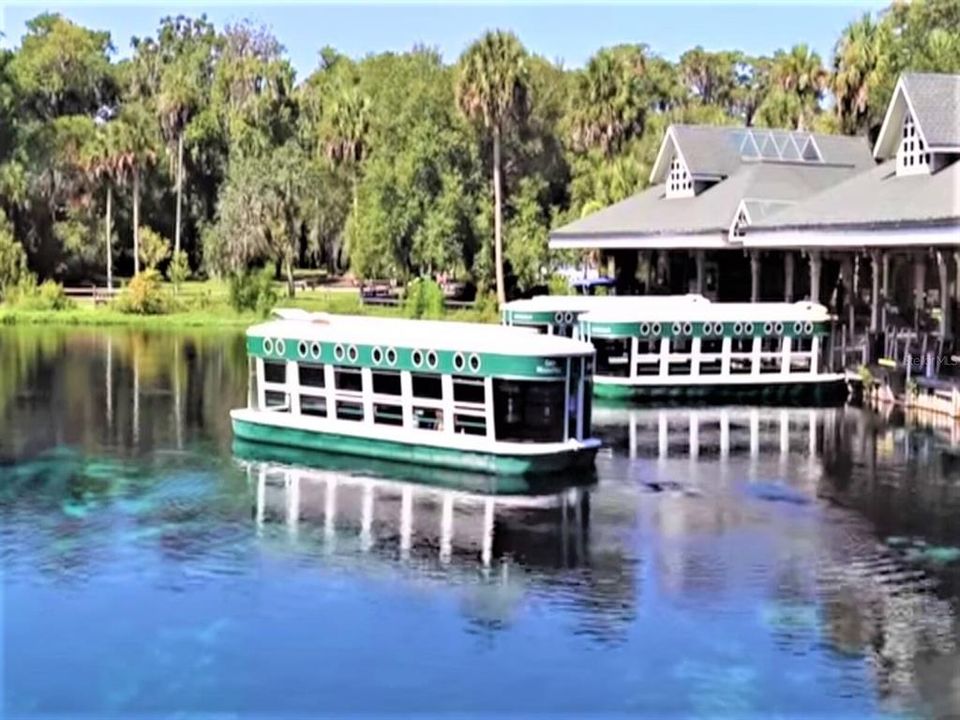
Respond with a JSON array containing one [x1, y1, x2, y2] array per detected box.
[[234, 439, 596, 572]]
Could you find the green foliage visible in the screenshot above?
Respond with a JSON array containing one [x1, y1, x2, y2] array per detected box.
[[168, 249, 190, 289], [115, 270, 172, 315], [471, 291, 500, 323], [228, 266, 278, 316], [505, 177, 550, 293], [139, 226, 171, 270], [9, 278, 74, 311], [403, 277, 446, 319], [547, 274, 572, 295], [0, 213, 29, 301]]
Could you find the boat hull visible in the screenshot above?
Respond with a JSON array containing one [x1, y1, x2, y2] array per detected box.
[[593, 376, 848, 404], [232, 416, 598, 476]]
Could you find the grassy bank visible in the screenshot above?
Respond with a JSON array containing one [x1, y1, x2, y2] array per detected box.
[[0, 285, 495, 328]]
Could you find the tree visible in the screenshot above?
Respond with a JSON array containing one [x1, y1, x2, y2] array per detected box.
[[113, 101, 160, 275], [325, 83, 370, 259], [456, 30, 530, 305], [760, 44, 828, 130], [832, 15, 887, 134], [571, 45, 648, 156], [138, 225, 171, 270], [0, 209, 29, 299], [505, 176, 550, 293]]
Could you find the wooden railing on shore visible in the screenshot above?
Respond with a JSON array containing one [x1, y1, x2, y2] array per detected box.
[[62, 286, 120, 305]]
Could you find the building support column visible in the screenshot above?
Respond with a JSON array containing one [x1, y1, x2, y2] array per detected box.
[[870, 250, 882, 333], [937, 250, 952, 341], [750, 251, 761, 303], [809, 251, 822, 304], [784, 252, 795, 302], [841, 254, 855, 337], [913, 253, 926, 332], [881, 252, 891, 330], [694, 250, 706, 295]]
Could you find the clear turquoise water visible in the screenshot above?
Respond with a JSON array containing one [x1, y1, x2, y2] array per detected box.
[[1, 328, 958, 718]]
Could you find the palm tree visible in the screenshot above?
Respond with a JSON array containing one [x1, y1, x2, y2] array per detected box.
[[769, 44, 828, 130], [158, 60, 200, 258], [832, 15, 884, 134], [456, 30, 529, 306], [571, 45, 647, 156], [324, 83, 370, 264], [114, 102, 159, 275]]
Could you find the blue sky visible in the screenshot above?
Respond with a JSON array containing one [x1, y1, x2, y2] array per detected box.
[[2, 2, 886, 80]]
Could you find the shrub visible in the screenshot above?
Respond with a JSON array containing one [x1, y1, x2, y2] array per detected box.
[[115, 270, 171, 315], [472, 291, 500, 323], [547, 274, 572, 295], [139, 226, 171, 271], [0, 216, 28, 302], [228, 266, 277, 316], [9, 278, 75, 311], [168, 250, 190, 291], [403, 277, 445, 319]]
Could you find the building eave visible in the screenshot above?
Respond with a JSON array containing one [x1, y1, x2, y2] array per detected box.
[[743, 222, 959, 249], [550, 230, 732, 250]]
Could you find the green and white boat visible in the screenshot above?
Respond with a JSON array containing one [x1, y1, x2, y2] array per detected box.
[[577, 301, 844, 401], [501, 294, 707, 336], [231, 310, 599, 475]]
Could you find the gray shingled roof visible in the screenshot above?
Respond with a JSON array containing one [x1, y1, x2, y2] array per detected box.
[[671, 126, 742, 177], [750, 158, 960, 231], [903, 73, 960, 148], [550, 161, 861, 242]]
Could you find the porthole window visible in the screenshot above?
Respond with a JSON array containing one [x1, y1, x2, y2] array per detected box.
[[774, 322, 784, 334], [453, 352, 466, 371], [334, 344, 345, 362], [347, 345, 359, 363], [744, 322, 754, 335], [385, 347, 398, 366], [275, 339, 286, 356], [554, 311, 564, 324], [671, 322, 682, 335], [563, 311, 575, 324], [310, 341, 322, 360], [412, 349, 424, 367], [764, 322, 774, 335], [263, 338, 274, 355], [639, 322, 650, 336], [651, 322, 662, 335], [468, 353, 481, 373], [371, 346, 383, 365], [298, 340, 308, 358], [733, 322, 744, 335], [803, 321, 814, 334], [792, 322, 803, 335], [682, 322, 693, 335], [426, 350, 439, 369]]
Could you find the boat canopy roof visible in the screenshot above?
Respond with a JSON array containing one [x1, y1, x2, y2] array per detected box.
[[502, 293, 707, 314], [580, 301, 832, 324], [251, 310, 594, 358]]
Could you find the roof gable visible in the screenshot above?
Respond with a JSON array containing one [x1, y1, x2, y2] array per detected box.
[[874, 73, 960, 159]]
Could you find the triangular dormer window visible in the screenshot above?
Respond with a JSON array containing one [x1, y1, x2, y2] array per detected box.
[[667, 155, 694, 199], [896, 112, 931, 176]]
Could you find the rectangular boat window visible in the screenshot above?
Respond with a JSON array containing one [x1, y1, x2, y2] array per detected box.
[[413, 407, 443, 431], [668, 360, 692, 376], [699, 359, 722, 375], [636, 360, 661, 376], [372, 370, 402, 396], [794, 337, 813, 353], [334, 367, 363, 393], [636, 339, 658, 356], [335, 400, 364, 422], [759, 357, 781, 374], [493, 379, 564, 443], [700, 338, 723, 355], [248, 357, 259, 410], [412, 373, 443, 400], [298, 364, 325, 388], [731, 338, 753, 354], [264, 390, 289, 411], [374, 403, 404, 426], [791, 356, 812, 373], [454, 414, 486, 436], [671, 337, 693, 355], [582, 382, 593, 437], [594, 339, 630, 377], [300, 395, 327, 417], [264, 361, 286, 384], [730, 357, 753, 375], [453, 376, 485, 405], [761, 337, 780, 353]]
